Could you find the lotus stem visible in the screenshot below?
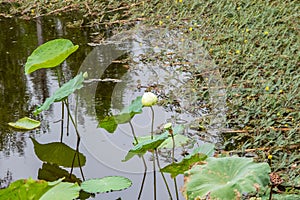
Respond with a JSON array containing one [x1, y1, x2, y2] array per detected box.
[[129, 119, 147, 199], [129, 120, 138, 144], [138, 156, 147, 200], [60, 102, 64, 142], [171, 131, 179, 200], [150, 106, 156, 200], [155, 150, 173, 199]]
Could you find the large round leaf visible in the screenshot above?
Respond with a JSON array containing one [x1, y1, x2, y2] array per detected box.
[[183, 157, 271, 199], [25, 39, 79, 74], [81, 176, 132, 193], [40, 182, 80, 200]]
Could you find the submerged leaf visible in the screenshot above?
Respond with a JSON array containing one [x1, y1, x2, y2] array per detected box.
[[31, 138, 86, 167], [183, 157, 271, 200], [81, 176, 132, 193], [38, 163, 81, 183], [8, 117, 40, 130], [25, 39, 78, 74], [34, 72, 85, 115]]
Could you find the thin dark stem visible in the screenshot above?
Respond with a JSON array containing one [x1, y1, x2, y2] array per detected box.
[[129, 120, 138, 144], [173, 178, 179, 200], [153, 153, 157, 200], [76, 136, 85, 181], [269, 185, 273, 200], [150, 106, 156, 200], [171, 133, 179, 200], [129, 119, 147, 199], [60, 102, 64, 142], [64, 100, 80, 138], [64, 100, 84, 180], [70, 149, 76, 177], [138, 156, 147, 200], [155, 150, 173, 199], [56, 67, 64, 142], [66, 99, 70, 136]]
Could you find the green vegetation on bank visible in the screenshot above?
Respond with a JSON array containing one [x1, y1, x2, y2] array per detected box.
[[1, 0, 299, 197]]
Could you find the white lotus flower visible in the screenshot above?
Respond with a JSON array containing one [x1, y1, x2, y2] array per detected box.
[[141, 92, 158, 107]]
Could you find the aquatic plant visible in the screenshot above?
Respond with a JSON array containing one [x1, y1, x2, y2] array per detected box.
[[3, 39, 132, 199], [100, 92, 272, 200]]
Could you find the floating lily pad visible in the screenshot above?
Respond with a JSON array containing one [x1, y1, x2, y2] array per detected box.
[[31, 138, 86, 167], [8, 117, 40, 130], [40, 182, 80, 200], [25, 39, 79, 74], [81, 176, 132, 193]]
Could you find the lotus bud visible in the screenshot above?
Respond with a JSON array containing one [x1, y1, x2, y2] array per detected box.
[[141, 92, 158, 107], [83, 72, 88, 79], [164, 123, 172, 130], [164, 122, 173, 135]]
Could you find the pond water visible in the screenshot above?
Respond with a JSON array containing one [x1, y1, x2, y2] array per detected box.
[[0, 15, 226, 199]]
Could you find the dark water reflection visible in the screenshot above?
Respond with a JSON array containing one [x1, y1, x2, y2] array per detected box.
[[0, 16, 180, 200], [0, 15, 93, 187]]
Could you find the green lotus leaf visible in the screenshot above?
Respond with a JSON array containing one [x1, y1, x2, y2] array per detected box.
[[0, 178, 49, 200], [191, 143, 215, 157], [98, 116, 118, 133], [98, 96, 143, 133], [34, 72, 85, 115], [123, 132, 169, 162], [81, 176, 132, 193], [183, 157, 271, 200], [40, 182, 80, 200], [161, 153, 207, 178], [8, 117, 40, 130], [31, 138, 86, 167], [25, 39, 78, 74], [134, 125, 185, 145], [159, 134, 192, 149]]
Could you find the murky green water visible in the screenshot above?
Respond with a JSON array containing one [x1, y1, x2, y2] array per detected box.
[[0, 15, 225, 200]]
